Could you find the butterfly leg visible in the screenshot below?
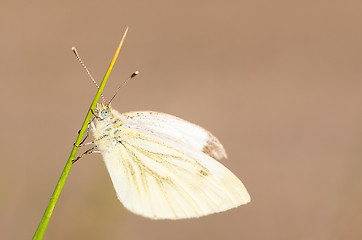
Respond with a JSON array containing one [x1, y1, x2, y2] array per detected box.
[[72, 146, 97, 164], [74, 117, 95, 147], [75, 134, 108, 148]]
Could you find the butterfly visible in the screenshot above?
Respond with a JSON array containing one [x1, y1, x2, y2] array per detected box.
[[89, 103, 251, 219]]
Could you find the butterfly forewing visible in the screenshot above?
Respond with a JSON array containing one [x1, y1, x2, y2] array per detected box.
[[122, 111, 227, 160], [92, 108, 250, 219]]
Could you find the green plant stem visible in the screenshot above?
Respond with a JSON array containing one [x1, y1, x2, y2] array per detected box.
[[32, 28, 128, 240]]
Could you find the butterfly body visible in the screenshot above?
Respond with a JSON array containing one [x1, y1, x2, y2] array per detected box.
[[92, 104, 250, 219]]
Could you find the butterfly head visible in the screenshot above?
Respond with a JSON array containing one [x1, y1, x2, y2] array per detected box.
[[94, 103, 112, 120]]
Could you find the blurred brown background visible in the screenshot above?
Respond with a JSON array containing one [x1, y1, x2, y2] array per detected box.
[[1, 0, 361, 239]]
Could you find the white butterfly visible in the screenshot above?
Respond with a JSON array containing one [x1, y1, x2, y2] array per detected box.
[[90, 103, 251, 219]]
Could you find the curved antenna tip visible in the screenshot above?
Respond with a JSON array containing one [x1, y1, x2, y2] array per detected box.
[[131, 71, 139, 78], [72, 47, 79, 56]]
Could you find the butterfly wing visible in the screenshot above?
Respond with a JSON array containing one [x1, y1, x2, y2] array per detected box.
[[94, 110, 250, 219], [97, 128, 250, 219], [121, 111, 227, 160]]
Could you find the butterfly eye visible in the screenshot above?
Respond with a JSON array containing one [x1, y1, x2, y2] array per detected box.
[[100, 109, 111, 119]]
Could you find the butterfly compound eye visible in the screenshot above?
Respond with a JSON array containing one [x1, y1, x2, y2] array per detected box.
[[100, 109, 111, 119]]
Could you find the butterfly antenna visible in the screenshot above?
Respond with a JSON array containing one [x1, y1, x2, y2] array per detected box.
[[72, 47, 106, 103], [108, 71, 139, 104]]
